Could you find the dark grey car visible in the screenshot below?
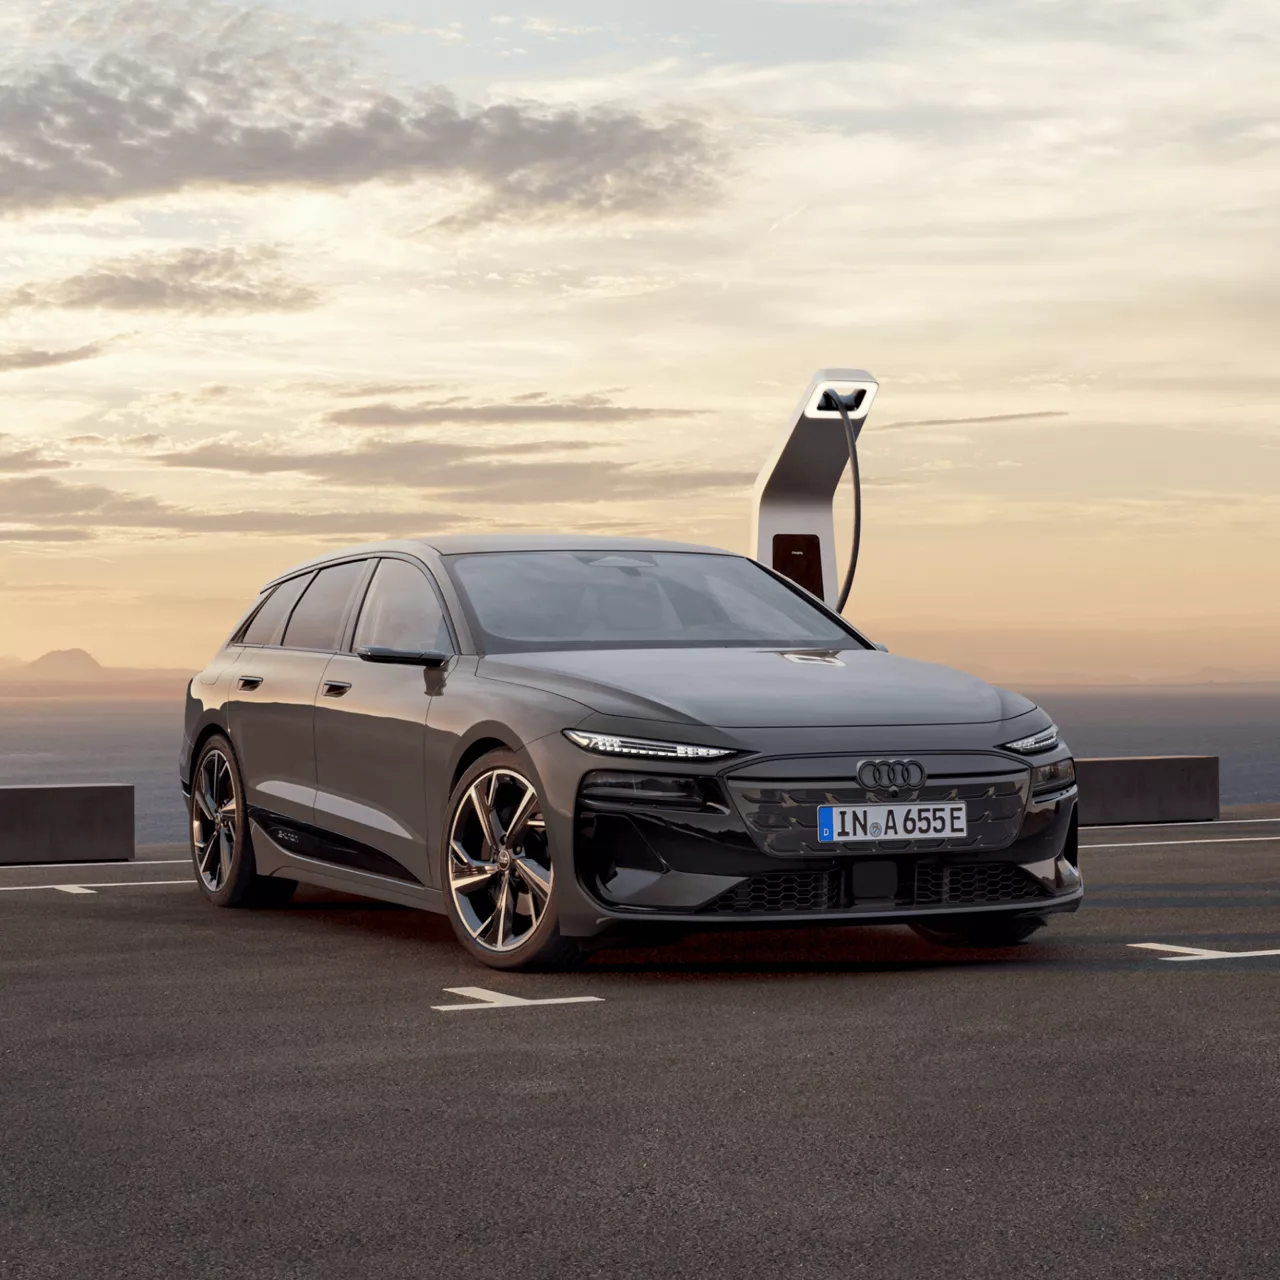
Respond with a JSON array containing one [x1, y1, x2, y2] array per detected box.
[[181, 535, 1082, 969]]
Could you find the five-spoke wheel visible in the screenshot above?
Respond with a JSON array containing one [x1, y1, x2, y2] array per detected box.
[[442, 753, 579, 970], [188, 734, 295, 908], [447, 767, 552, 953], [192, 746, 237, 893]]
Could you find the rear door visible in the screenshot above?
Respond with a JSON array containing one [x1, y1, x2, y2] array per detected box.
[[312, 557, 455, 888], [227, 560, 369, 829]]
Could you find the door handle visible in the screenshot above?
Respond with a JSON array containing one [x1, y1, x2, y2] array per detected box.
[[237, 676, 264, 691], [322, 680, 352, 698]]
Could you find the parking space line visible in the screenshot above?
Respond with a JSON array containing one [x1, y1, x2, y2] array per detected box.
[[431, 986, 604, 1012], [1085, 836, 1280, 849], [1089, 818, 1280, 831], [0, 858, 188, 871], [1130, 942, 1280, 962], [0, 879, 195, 892]]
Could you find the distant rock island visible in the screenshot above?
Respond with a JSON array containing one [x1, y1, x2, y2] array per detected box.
[[23, 648, 104, 678], [0, 650, 192, 698]]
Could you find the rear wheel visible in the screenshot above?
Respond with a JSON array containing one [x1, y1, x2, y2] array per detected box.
[[190, 734, 296, 908], [911, 916, 1045, 949], [442, 752, 581, 971]]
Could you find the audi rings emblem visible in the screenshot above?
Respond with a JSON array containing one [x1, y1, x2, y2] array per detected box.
[[857, 758, 927, 789]]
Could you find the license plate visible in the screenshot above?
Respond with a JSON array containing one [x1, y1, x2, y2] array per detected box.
[[817, 803, 967, 843]]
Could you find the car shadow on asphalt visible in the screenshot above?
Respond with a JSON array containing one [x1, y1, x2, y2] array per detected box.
[[281, 884, 1061, 974], [584, 928, 1067, 975]]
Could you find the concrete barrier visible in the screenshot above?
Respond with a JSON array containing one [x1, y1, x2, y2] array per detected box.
[[0, 785, 135, 865], [1076, 756, 1219, 827]]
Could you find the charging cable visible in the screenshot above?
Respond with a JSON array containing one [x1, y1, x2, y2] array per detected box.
[[822, 390, 862, 612]]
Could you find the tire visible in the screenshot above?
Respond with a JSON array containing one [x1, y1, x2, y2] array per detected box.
[[189, 733, 297, 909], [440, 751, 582, 971], [911, 916, 1046, 949]]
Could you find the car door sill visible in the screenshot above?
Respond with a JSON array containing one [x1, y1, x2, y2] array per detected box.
[[284, 849, 432, 892], [279, 857, 444, 913], [248, 807, 426, 886]]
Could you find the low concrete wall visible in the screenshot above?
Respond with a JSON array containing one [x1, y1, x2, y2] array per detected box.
[[0, 785, 134, 865], [1076, 756, 1219, 827]]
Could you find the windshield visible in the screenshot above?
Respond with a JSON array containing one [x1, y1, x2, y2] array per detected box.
[[446, 551, 860, 653]]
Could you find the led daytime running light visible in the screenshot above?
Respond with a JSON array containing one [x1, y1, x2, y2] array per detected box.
[[1001, 724, 1060, 755], [563, 730, 735, 760]]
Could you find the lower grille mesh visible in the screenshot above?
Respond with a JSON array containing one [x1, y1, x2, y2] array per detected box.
[[704, 870, 842, 915], [700, 862, 1049, 915], [914, 862, 1046, 906]]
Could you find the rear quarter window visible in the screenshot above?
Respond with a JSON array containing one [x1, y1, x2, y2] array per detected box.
[[238, 573, 312, 646]]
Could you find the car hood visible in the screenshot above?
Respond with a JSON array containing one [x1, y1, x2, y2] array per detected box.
[[479, 647, 1031, 729]]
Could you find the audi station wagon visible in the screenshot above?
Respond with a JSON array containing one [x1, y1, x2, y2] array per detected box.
[[181, 535, 1082, 969]]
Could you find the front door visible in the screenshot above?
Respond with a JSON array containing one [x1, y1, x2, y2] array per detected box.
[[312, 557, 454, 888]]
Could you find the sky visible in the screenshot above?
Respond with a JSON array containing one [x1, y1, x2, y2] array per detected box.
[[0, 0, 1277, 682]]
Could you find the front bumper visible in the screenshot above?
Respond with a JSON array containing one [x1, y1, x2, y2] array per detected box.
[[527, 736, 1082, 937]]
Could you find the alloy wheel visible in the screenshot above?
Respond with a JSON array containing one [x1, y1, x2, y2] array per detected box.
[[192, 748, 238, 893], [447, 768, 552, 953]]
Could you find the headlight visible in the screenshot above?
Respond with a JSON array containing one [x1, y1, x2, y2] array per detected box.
[[563, 730, 736, 760], [580, 771, 708, 809], [1031, 758, 1075, 795], [1001, 723, 1060, 754]]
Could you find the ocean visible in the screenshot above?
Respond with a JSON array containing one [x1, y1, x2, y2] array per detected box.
[[1, 687, 1276, 845]]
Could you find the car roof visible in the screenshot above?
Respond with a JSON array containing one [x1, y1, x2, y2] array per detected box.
[[413, 533, 731, 555], [261, 534, 736, 589]]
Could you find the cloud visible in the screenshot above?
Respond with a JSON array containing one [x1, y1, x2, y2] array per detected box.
[[519, 17, 603, 37], [153, 436, 484, 481], [328, 393, 705, 427], [878, 411, 1070, 431], [0, 528, 94, 543], [439, 460, 755, 504], [6, 245, 320, 313], [151, 434, 753, 501], [65, 432, 163, 447], [0, 474, 462, 539], [0, 37, 718, 223], [319, 381, 450, 399], [0, 433, 70, 472], [0, 341, 109, 372]]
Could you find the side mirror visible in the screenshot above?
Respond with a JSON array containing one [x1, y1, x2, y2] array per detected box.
[[872, 641, 889, 653], [356, 646, 450, 668]]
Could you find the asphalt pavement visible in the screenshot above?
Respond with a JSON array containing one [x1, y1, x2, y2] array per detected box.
[[3, 819, 1279, 1280]]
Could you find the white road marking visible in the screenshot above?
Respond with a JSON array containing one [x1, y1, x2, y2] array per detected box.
[[431, 986, 604, 1012], [0, 858, 187, 871], [1086, 836, 1280, 849], [0, 879, 195, 892], [1129, 942, 1280, 962], [1088, 818, 1280, 831]]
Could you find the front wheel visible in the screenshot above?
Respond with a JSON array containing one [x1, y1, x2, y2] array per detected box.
[[189, 734, 296, 908], [911, 916, 1045, 949], [441, 752, 581, 971]]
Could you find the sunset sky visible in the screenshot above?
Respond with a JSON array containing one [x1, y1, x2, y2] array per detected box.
[[1, 0, 1276, 682]]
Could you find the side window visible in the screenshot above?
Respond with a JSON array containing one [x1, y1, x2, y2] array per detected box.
[[354, 559, 452, 653], [281, 561, 367, 652], [239, 574, 312, 646]]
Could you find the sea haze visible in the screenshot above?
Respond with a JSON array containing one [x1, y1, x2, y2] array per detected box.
[[0, 687, 1276, 845], [1030, 686, 1280, 808]]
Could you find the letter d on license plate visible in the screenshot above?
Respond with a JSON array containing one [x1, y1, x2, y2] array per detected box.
[[817, 803, 968, 843]]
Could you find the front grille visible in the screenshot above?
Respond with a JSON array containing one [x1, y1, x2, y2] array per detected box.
[[699, 860, 1049, 916], [727, 757, 1030, 858], [703, 870, 842, 915], [914, 862, 1046, 906]]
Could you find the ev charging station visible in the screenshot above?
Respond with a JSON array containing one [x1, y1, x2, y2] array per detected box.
[[752, 369, 879, 611]]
